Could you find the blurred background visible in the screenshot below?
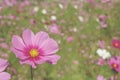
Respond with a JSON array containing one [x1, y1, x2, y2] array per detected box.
[[0, 0, 120, 80]]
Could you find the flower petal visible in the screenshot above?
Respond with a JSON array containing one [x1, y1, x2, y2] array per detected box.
[[20, 59, 36, 68], [0, 72, 11, 80], [12, 35, 25, 50], [11, 48, 28, 59], [35, 31, 49, 46], [34, 57, 46, 64], [22, 29, 35, 46], [44, 55, 60, 64], [40, 38, 59, 55], [0, 59, 9, 72]]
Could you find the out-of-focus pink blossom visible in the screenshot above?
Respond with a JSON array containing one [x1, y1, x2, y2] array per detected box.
[[98, 14, 108, 28], [0, 15, 3, 19], [4, 0, 17, 6], [101, 22, 107, 28], [0, 43, 9, 49], [20, 0, 30, 7], [97, 58, 105, 66], [99, 15, 106, 22], [108, 56, 120, 72], [97, 75, 106, 80], [101, 0, 111, 3], [11, 0, 17, 5], [98, 40, 105, 49], [48, 24, 61, 35], [30, 19, 36, 25], [31, 6, 39, 15], [0, 38, 4, 41], [4, 0, 13, 6], [112, 39, 120, 49], [85, 0, 94, 3], [67, 36, 74, 42], [73, 60, 79, 65], [8, 15, 16, 20]]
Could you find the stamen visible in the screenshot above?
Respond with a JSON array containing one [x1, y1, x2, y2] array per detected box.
[[30, 49, 39, 58], [113, 64, 117, 68]]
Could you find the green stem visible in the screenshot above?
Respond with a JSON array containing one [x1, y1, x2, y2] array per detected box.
[[30, 66, 33, 80]]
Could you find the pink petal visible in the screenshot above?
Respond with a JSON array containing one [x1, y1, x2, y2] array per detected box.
[[44, 55, 61, 64], [0, 43, 9, 49], [22, 29, 35, 46], [98, 40, 105, 49], [20, 59, 36, 68], [67, 36, 74, 42], [35, 31, 49, 46], [0, 72, 11, 80], [101, 0, 110, 3], [97, 58, 105, 66], [12, 35, 25, 50], [97, 75, 106, 80], [11, 48, 28, 59], [40, 38, 59, 55], [101, 21, 107, 28], [48, 24, 61, 35], [0, 59, 9, 72], [35, 57, 46, 64]]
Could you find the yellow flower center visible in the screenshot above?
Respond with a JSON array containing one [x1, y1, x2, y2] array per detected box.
[[113, 64, 117, 68], [30, 49, 39, 57]]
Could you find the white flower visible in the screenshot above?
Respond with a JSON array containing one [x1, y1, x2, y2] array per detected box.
[[96, 48, 111, 59], [33, 6, 39, 12], [41, 9, 47, 14], [78, 16, 84, 22], [96, 18, 99, 22], [73, 27, 77, 32], [51, 15, 56, 21], [58, 3, 63, 9], [74, 5, 78, 9]]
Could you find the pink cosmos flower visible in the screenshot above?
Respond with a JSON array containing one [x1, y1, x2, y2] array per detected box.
[[100, 22, 107, 28], [98, 14, 108, 28], [97, 75, 106, 80], [101, 0, 110, 3], [97, 58, 105, 66], [8, 15, 16, 20], [11, 29, 60, 68], [0, 42, 9, 49], [20, 0, 30, 7], [85, 0, 94, 3], [4, 0, 13, 6], [30, 19, 36, 25], [48, 24, 61, 35], [4, 0, 17, 7], [0, 58, 11, 80], [67, 36, 74, 42], [98, 40, 105, 49], [108, 56, 120, 72], [99, 15, 106, 22], [11, 0, 17, 5], [0, 15, 3, 19], [112, 39, 120, 49]]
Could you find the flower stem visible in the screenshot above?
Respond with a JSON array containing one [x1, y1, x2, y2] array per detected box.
[[30, 66, 33, 80]]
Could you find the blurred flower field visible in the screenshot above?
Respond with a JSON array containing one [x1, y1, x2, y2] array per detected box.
[[0, 0, 120, 80]]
